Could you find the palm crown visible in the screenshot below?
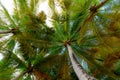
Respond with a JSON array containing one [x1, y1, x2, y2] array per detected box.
[[0, 0, 120, 80]]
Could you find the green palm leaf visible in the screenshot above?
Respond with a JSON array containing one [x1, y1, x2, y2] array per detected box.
[[0, 2, 16, 27], [73, 44, 119, 79]]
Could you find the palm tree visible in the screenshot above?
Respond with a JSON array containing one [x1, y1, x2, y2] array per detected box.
[[0, 0, 75, 80], [47, 0, 119, 80], [0, 0, 120, 80], [0, 0, 53, 80], [45, 0, 120, 79]]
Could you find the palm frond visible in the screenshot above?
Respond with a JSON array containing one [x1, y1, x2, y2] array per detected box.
[[17, 0, 29, 14], [53, 22, 66, 41], [32, 49, 46, 66], [0, 18, 10, 30], [0, 67, 14, 80], [73, 44, 119, 79], [30, 0, 39, 12], [0, 2, 16, 27]]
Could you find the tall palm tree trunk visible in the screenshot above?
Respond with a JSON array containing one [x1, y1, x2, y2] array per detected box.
[[67, 44, 97, 80]]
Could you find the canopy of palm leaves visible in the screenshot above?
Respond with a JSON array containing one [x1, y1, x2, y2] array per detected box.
[[0, 0, 120, 80]]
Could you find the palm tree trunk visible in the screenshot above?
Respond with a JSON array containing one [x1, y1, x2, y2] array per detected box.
[[67, 44, 97, 80]]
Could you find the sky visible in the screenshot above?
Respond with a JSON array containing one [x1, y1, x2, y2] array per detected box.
[[0, 0, 61, 27], [0, 0, 14, 14], [0, 0, 47, 14]]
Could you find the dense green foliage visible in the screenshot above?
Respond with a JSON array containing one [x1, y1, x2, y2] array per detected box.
[[0, 0, 120, 80]]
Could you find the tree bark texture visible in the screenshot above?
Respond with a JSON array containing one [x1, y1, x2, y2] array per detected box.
[[67, 44, 97, 80]]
